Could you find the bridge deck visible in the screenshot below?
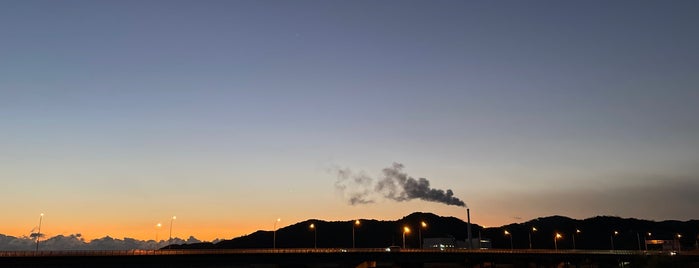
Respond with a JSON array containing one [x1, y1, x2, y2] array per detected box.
[[1, 249, 697, 268]]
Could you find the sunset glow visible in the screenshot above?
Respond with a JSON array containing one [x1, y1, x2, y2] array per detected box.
[[2, 1, 697, 244]]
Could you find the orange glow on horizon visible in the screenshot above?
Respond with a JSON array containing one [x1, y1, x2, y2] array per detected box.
[[3, 200, 549, 242]]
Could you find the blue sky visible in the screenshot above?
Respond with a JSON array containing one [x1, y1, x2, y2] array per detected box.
[[1, 1, 698, 240]]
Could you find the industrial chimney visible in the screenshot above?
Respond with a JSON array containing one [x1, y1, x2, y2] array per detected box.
[[467, 208, 472, 249]]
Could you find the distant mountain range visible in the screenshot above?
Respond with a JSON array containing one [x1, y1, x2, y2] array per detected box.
[[173, 212, 699, 251], [0, 234, 205, 251]]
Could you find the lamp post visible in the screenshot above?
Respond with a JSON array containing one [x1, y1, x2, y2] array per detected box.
[[611, 231, 618, 250], [554, 233, 562, 251], [419, 221, 427, 249], [168, 216, 176, 249], [35, 213, 44, 252], [645, 232, 651, 251], [352, 220, 360, 248], [403, 226, 411, 249], [309, 223, 317, 249], [677, 234, 682, 252], [529, 227, 537, 249], [573, 229, 580, 249], [156, 223, 162, 243], [504, 230, 513, 251], [273, 218, 281, 249]]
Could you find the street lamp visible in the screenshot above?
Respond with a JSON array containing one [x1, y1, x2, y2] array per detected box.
[[529, 227, 537, 249], [273, 218, 281, 249], [155, 223, 162, 242], [611, 231, 618, 250], [309, 223, 317, 249], [419, 221, 427, 249], [403, 226, 411, 249], [352, 220, 360, 248], [677, 234, 682, 252], [504, 230, 513, 251], [645, 232, 651, 251], [554, 233, 562, 251], [35, 213, 44, 252], [573, 229, 581, 249], [168, 216, 176, 249]]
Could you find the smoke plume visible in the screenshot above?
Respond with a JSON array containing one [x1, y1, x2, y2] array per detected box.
[[335, 163, 466, 207], [335, 168, 375, 205]]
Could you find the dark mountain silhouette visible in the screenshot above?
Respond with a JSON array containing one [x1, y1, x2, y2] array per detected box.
[[208, 213, 480, 250], [171, 213, 699, 250], [486, 215, 698, 250]]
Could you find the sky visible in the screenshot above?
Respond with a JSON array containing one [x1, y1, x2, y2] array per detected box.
[[1, 1, 698, 242]]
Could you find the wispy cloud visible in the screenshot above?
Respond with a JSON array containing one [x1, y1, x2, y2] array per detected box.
[[484, 174, 699, 221]]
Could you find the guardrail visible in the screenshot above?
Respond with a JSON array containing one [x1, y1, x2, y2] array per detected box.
[[2, 248, 693, 258]]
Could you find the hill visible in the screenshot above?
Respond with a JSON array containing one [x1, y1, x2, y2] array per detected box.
[[172, 213, 698, 250]]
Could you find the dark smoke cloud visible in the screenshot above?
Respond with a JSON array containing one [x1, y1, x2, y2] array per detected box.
[[335, 163, 466, 207]]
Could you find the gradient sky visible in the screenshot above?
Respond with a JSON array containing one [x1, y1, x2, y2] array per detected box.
[[2, 1, 698, 241]]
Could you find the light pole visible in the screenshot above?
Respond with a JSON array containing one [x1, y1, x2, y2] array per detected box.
[[403, 226, 411, 249], [352, 220, 360, 248], [168, 216, 176, 249], [273, 218, 281, 249], [529, 227, 537, 249], [611, 231, 618, 250], [35, 213, 44, 252], [573, 229, 580, 249], [645, 232, 651, 251], [419, 221, 427, 249], [677, 234, 682, 252], [309, 223, 317, 249], [504, 230, 513, 251], [554, 233, 562, 251], [155, 223, 162, 243]]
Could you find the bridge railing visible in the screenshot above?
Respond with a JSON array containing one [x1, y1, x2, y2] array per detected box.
[[2, 248, 695, 257]]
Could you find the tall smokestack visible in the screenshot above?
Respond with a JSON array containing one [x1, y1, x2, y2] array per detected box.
[[467, 208, 472, 249]]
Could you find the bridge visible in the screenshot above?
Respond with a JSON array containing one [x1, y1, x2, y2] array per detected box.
[[2, 248, 698, 268]]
